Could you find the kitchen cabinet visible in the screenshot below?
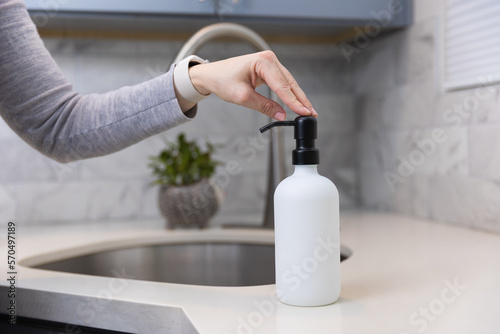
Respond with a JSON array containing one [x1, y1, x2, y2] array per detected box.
[[24, 0, 411, 28], [23, 0, 216, 15], [219, 0, 410, 26]]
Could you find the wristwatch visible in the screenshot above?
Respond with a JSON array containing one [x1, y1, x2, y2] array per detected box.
[[173, 55, 210, 104]]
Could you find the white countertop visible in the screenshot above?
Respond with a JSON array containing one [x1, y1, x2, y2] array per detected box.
[[1, 212, 500, 333]]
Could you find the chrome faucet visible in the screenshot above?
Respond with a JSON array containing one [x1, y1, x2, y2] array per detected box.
[[172, 23, 286, 228]]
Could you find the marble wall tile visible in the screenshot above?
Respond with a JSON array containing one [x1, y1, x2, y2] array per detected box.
[[468, 85, 500, 125], [277, 58, 348, 95], [7, 181, 144, 225], [145, 129, 270, 176], [6, 182, 90, 224], [360, 126, 468, 177], [392, 127, 465, 176], [395, 18, 437, 86], [138, 182, 162, 219], [390, 174, 430, 219], [359, 82, 435, 130], [0, 186, 16, 222], [328, 168, 358, 208], [1, 35, 359, 226], [432, 89, 473, 127], [86, 181, 143, 221], [42, 38, 75, 56], [413, 0, 440, 23], [182, 95, 260, 136], [50, 54, 78, 88], [359, 130, 385, 171], [46, 38, 140, 57], [312, 93, 356, 133], [317, 132, 357, 171], [80, 136, 164, 181], [357, 92, 385, 131], [0, 138, 68, 183], [432, 85, 500, 127], [389, 129, 433, 174], [359, 169, 395, 211], [272, 43, 345, 60], [0, 118, 18, 141], [429, 175, 500, 233], [196, 42, 256, 61], [353, 45, 398, 95], [135, 40, 184, 58], [408, 174, 430, 219], [469, 124, 500, 181], [359, 129, 419, 173], [360, 170, 429, 219], [433, 127, 468, 176], [77, 55, 153, 94], [355, 0, 500, 234], [397, 82, 436, 128], [214, 132, 269, 174], [213, 170, 266, 226], [344, 31, 390, 81]]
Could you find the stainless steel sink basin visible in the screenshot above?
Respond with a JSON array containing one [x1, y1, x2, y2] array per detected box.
[[33, 241, 351, 287], [16, 232, 352, 334]]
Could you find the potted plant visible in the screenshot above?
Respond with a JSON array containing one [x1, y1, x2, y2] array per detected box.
[[149, 133, 222, 229]]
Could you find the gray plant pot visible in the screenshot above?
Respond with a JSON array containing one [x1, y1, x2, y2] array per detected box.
[[158, 178, 222, 229]]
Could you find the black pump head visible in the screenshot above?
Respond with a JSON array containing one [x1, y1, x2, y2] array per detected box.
[[259, 116, 319, 165]]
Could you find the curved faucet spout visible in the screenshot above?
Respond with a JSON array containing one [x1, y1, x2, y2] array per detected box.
[[173, 23, 286, 229], [173, 23, 271, 63]]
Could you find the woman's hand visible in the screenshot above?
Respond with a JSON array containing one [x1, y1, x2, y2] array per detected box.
[[187, 51, 317, 120]]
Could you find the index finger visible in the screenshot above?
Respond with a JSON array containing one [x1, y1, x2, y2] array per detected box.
[[257, 56, 313, 117], [276, 61, 317, 117]]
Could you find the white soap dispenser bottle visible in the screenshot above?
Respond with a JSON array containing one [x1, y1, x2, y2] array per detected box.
[[260, 116, 340, 307]]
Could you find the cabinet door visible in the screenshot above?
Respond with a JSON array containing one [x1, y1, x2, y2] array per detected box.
[[218, 0, 408, 26], [23, 0, 215, 15]]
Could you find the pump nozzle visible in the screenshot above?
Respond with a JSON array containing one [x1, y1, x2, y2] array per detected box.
[[259, 116, 319, 165], [259, 120, 295, 133]]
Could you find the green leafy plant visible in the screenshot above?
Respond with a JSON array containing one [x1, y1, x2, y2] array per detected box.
[[149, 133, 220, 186]]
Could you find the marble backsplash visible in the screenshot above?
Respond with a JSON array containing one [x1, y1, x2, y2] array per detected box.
[[354, 14, 500, 234], [5, 0, 499, 234], [0, 37, 357, 226]]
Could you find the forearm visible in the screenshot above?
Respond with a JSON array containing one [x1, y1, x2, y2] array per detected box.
[[34, 72, 196, 163]]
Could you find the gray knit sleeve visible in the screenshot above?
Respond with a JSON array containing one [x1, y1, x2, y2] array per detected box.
[[0, 0, 196, 163]]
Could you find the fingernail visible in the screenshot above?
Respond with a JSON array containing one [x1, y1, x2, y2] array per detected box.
[[312, 107, 318, 117], [274, 112, 286, 121], [303, 106, 312, 115]]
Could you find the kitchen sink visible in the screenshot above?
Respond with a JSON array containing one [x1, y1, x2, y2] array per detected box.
[[11, 230, 351, 333], [31, 240, 351, 287]]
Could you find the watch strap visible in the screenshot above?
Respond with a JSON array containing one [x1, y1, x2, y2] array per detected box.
[[173, 55, 210, 104]]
